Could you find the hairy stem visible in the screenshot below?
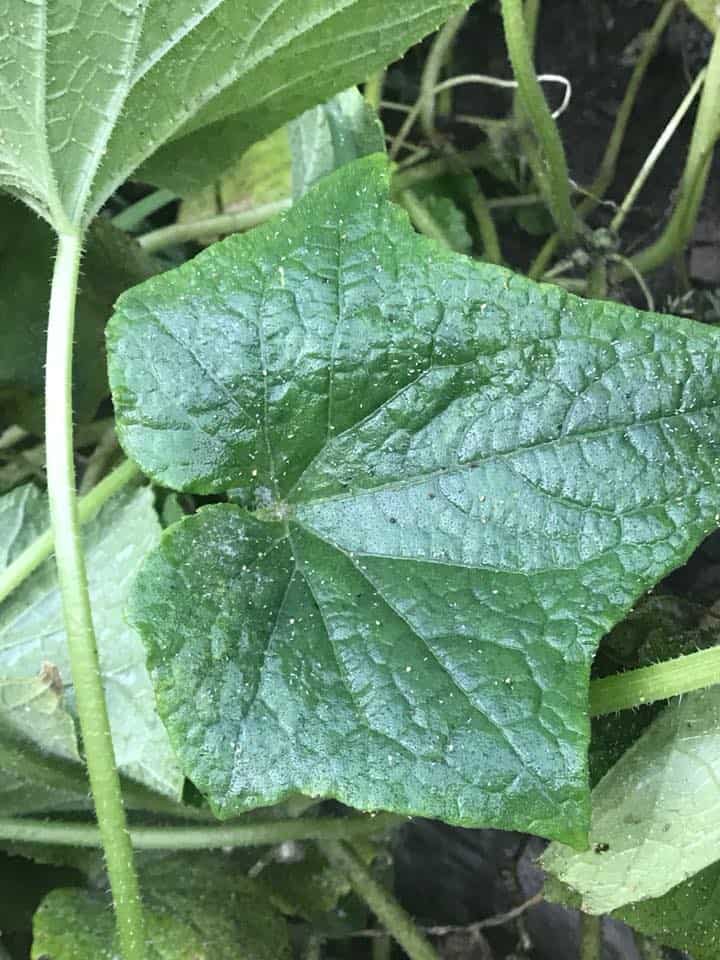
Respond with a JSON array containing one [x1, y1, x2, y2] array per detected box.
[[45, 232, 144, 960], [630, 22, 720, 276], [589, 645, 720, 716], [0, 813, 399, 850], [318, 840, 440, 960], [0, 458, 139, 605], [137, 199, 291, 253], [500, 0, 575, 242]]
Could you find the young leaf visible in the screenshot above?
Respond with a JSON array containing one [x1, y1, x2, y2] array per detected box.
[[0, 670, 80, 764], [108, 155, 720, 845], [0, 196, 158, 432], [542, 687, 720, 913], [289, 87, 385, 198], [0, 484, 183, 799], [31, 855, 291, 960], [0, 0, 469, 230]]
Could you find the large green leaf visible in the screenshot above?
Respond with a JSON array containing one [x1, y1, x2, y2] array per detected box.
[[0, 196, 158, 431], [0, 0, 468, 230], [543, 686, 720, 912], [31, 855, 291, 960], [108, 155, 720, 845], [0, 483, 183, 799]]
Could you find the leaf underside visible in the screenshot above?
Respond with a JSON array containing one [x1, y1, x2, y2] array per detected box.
[[108, 156, 720, 845], [0, 0, 468, 229]]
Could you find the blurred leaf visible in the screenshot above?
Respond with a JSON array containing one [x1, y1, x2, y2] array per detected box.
[[0, 197, 158, 433], [0, 484, 183, 800], [32, 855, 291, 960], [289, 87, 385, 198], [421, 195, 473, 253], [177, 128, 292, 245]]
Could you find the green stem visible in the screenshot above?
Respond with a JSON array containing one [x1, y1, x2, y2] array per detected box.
[[45, 232, 144, 960], [611, 67, 706, 235], [528, 0, 677, 280], [391, 145, 500, 193], [580, 913, 602, 960], [111, 189, 177, 232], [419, 10, 466, 139], [589, 645, 720, 716], [630, 23, 720, 276], [137, 199, 291, 253], [400, 190, 455, 248], [587, 0, 678, 212], [318, 840, 440, 960], [0, 458, 139, 605], [0, 813, 399, 850], [364, 71, 385, 111], [500, 0, 575, 242]]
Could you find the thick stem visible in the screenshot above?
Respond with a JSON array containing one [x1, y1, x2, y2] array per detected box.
[[318, 840, 440, 960], [45, 233, 144, 960], [500, 0, 575, 243], [0, 458, 139, 605], [589, 645, 720, 716], [0, 813, 399, 850], [137, 199, 291, 253], [630, 22, 720, 276]]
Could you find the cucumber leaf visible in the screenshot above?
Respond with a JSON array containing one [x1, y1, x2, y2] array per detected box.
[[289, 87, 385, 198], [0, 0, 469, 230], [31, 855, 291, 960], [543, 686, 720, 912], [108, 155, 720, 845], [0, 483, 183, 800]]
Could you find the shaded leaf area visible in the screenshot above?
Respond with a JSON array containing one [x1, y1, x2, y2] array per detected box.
[[177, 128, 292, 244], [289, 87, 385, 198], [543, 687, 720, 913], [615, 858, 720, 960], [108, 155, 720, 845], [0, 483, 183, 802], [0, 0, 468, 228], [31, 855, 291, 960], [0, 196, 158, 432], [685, 0, 719, 33]]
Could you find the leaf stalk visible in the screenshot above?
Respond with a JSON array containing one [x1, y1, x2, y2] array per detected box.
[[45, 232, 144, 960]]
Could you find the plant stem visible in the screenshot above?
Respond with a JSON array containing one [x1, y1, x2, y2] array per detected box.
[[400, 190, 455, 248], [0, 813, 399, 850], [0, 458, 139, 605], [630, 23, 720, 276], [318, 840, 440, 960], [364, 71, 385, 111], [528, 0, 678, 280], [137, 199, 291, 253], [500, 0, 576, 243], [111, 189, 177, 231], [45, 232, 144, 960], [589, 645, 720, 716], [580, 913, 602, 960], [419, 10, 466, 139], [610, 67, 706, 234]]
